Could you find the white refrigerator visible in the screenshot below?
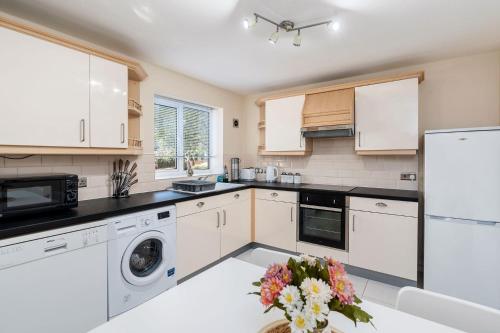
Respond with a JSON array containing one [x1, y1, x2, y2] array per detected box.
[[424, 127, 500, 309]]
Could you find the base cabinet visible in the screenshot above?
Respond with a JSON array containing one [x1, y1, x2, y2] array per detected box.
[[176, 208, 221, 279], [348, 208, 418, 280], [255, 196, 297, 252], [221, 199, 251, 257], [176, 190, 251, 279]]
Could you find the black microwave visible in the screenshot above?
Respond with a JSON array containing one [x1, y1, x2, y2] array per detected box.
[[0, 174, 78, 219]]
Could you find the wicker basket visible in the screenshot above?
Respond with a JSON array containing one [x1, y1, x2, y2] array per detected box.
[[259, 320, 342, 333]]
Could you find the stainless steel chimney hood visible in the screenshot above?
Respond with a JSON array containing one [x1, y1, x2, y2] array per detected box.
[[301, 125, 354, 138]]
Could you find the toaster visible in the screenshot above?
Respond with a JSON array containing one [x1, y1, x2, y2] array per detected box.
[[240, 168, 256, 181]]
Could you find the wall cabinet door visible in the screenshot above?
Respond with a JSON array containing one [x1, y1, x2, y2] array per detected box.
[[89, 55, 128, 148], [255, 199, 297, 252], [0, 26, 90, 147], [355, 78, 418, 152], [348, 210, 418, 280], [265, 95, 306, 152], [221, 198, 251, 257], [176, 208, 221, 279]]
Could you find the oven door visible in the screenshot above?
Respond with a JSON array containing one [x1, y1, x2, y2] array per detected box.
[[299, 204, 347, 250], [1, 179, 66, 217]]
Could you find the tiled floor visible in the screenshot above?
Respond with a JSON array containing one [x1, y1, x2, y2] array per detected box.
[[236, 248, 400, 308]]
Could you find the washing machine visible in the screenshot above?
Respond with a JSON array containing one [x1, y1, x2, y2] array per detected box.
[[107, 206, 177, 318]]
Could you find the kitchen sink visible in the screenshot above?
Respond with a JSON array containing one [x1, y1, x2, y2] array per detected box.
[[170, 181, 245, 194]]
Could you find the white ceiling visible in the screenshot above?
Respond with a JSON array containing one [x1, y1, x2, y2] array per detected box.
[[1, 0, 500, 94]]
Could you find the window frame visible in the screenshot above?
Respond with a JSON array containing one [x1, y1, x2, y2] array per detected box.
[[154, 95, 220, 180]]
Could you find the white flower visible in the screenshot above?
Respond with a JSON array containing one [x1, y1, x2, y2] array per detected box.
[[278, 285, 303, 311], [304, 298, 329, 322], [289, 309, 315, 333], [300, 278, 332, 303], [300, 254, 317, 267]]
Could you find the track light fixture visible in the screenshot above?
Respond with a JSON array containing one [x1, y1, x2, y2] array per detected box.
[[243, 13, 340, 47]]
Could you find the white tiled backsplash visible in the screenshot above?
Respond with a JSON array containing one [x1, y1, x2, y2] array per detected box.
[[0, 153, 239, 201], [243, 138, 418, 190]]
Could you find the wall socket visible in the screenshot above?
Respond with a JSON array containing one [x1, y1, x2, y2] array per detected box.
[[400, 172, 417, 181], [78, 176, 87, 188]]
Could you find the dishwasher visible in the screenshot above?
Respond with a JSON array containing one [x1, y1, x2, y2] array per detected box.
[[0, 223, 108, 333]]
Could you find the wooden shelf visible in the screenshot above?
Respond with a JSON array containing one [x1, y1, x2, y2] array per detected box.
[[356, 149, 417, 156], [258, 150, 312, 156], [0, 145, 143, 156], [128, 99, 142, 116]]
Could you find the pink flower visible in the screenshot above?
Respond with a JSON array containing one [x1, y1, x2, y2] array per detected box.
[[260, 277, 285, 306], [265, 263, 293, 285], [330, 275, 355, 305], [326, 258, 355, 305]]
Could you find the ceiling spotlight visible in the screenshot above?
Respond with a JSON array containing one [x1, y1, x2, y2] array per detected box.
[[327, 20, 340, 32], [293, 30, 302, 47], [268, 27, 279, 45], [243, 15, 257, 29]]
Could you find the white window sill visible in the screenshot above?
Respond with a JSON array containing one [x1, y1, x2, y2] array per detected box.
[[155, 170, 220, 181]]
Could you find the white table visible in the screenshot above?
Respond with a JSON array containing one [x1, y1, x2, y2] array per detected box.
[[90, 258, 465, 333]]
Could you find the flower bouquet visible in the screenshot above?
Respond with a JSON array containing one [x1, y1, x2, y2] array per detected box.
[[250, 255, 373, 333]]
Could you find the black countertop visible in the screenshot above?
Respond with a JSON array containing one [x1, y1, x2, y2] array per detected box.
[[0, 182, 417, 240]]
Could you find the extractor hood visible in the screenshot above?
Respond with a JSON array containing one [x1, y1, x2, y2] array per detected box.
[[301, 125, 354, 138], [301, 89, 355, 138]]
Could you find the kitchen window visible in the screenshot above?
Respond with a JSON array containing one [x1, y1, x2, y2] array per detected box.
[[154, 96, 222, 179]]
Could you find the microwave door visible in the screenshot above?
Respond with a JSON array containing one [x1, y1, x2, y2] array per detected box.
[[4, 180, 64, 212]]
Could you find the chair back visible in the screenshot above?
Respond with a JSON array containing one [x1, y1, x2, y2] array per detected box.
[[396, 287, 500, 333]]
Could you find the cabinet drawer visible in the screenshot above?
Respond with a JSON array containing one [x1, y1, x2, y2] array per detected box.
[[176, 190, 251, 217], [218, 189, 251, 206], [349, 197, 417, 217], [255, 189, 297, 203], [176, 195, 224, 217]]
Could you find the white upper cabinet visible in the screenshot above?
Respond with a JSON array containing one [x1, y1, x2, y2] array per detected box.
[[0, 26, 90, 147], [90, 56, 128, 148], [265, 95, 307, 152], [355, 78, 418, 152]]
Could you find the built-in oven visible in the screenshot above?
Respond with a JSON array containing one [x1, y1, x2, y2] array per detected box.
[[299, 191, 348, 251], [0, 174, 78, 219]]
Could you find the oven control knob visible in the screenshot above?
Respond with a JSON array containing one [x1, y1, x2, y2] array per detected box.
[[333, 199, 336, 205]]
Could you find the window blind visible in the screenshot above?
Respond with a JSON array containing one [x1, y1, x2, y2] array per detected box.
[[154, 103, 177, 170], [183, 107, 210, 170]]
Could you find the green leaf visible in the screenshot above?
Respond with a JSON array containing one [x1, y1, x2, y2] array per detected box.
[[247, 292, 261, 296], [252, 281, 262, 287]]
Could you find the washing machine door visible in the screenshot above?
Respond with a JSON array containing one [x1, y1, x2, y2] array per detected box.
[[121, 231, 168, 286]]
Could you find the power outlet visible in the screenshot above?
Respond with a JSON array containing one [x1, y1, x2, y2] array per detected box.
[[400, 172, 417, 181], [78, 176, 87, 188]]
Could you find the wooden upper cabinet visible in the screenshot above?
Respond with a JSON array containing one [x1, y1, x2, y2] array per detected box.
[[302, 88, 354, 128], [355, 78, 419, 154]]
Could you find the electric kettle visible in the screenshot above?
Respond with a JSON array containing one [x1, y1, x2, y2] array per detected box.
[[265, 166, 279, 183]]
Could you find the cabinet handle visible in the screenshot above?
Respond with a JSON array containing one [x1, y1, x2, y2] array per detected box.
[[80, 119, 85, 142], [223, 209, 227, 226], [375, 202, 388, 208], [290, 206, 293, 223], [352, 215, 356, 232], [234, 193, 240, 199], [121, 123, 125, 143], [216, 211, 220, 228], [299, 133, 303, 147], [196, 201, 205, 208], [358, 131, 361, 148], [271, 192, 278, 198]]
